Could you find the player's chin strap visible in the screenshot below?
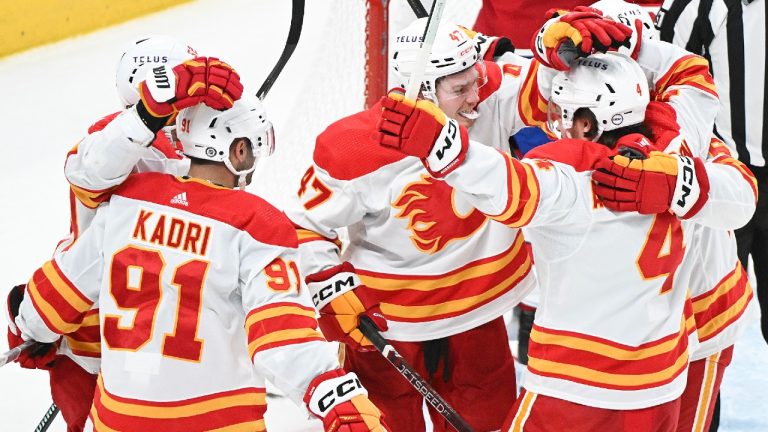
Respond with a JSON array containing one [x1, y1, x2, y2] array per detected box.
[[224, 158, 257, 190]]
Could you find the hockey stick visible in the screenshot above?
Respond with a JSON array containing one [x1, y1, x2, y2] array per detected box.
[[358, 316, 475, 432], [255, 0, 305, 99], [404, 0, 448, 100], [0, 340, 35, 368], [407, 0, 429, 18], [34, 403, 59, 432]]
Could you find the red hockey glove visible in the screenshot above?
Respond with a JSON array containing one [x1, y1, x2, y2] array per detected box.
[[458, 25, 515, 60], [592, 134, 710, 218], [305, 263, 387, 352], [377, 91, 469, 177], [532, 8, 633, 70], [5, 284, 58, 370], [304, 369, 389, 432], [138, 56, 244, 120]]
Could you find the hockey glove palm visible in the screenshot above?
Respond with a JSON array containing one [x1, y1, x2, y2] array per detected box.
[[592, 134, 710, 217], [306, 263, 388, 352], [138, 56, 244, 124], [533, 7, 633, 70], [377, 91, 469, 177], [305, 369, 389, 432], [5, 284, 58, 369]]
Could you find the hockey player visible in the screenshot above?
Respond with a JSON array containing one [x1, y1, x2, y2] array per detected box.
[[7, 94, 388, 432], [287, 14, 632, 431], [596, 101, 759, 432], [376, 52, 755, 431], [5, 36, 243, 431]]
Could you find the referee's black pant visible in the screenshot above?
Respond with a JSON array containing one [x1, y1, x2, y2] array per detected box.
[[735, 165, 768, 346]]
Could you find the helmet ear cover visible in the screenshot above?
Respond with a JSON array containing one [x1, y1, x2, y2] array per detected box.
[[115, 35, 197, 108]]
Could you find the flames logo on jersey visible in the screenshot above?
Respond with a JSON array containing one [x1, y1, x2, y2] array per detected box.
[[393, 174, 487, 254]]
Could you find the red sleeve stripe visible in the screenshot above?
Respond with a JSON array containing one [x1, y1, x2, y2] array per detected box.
[[296, 228, 342, 248], [517, 61, 549, 127], [248, 328, 325, 358], [654, 55, 717, 99], [91, 375, 267, 431], [493, 154, 540, 227], [66, 309, 101, 357], [527, 317, 690, 390], [692, 264, 754, 342], [26, 261, 92, 334]]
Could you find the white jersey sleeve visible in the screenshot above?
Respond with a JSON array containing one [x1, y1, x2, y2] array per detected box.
[[637, 39, 720, 155]]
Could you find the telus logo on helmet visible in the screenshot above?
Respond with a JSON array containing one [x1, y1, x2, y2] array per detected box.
[[574, 59, 609, 70], [132, 55, 169, 64], [396, 35, 425, 43]]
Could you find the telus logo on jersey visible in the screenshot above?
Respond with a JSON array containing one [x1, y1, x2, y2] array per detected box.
[[131, 209, 212, 257]]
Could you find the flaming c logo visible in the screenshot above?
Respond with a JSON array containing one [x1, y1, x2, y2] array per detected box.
[[393, 175, 487, 254]]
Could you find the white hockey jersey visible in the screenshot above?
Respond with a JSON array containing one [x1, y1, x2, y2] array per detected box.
[[679, 138, 759, 360], [57, 109, 189, 370], [437, 135, 755, 409], [16, 173, 337, 431], [286, 57, 558, 341]]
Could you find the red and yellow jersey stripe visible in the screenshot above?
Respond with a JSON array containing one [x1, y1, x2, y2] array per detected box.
[[245, 302, 325, 359], [692, 264, 754, 343], [90, 375, 266, 432], [527, 316, 691, 391], [295, 227, 342, 249], [708, 140, 758, 201], [517, 61, 549, 128], [492, 154, 540, 228], [26, 260, 93, 335], [357, 231, 532, 322], [653, 55, 717, 101], [65, 308, 101, 358]]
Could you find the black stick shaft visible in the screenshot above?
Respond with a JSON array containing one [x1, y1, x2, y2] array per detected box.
[[34, 403, 59, 432], [358, 316, 475, 432], [256, 0, 305, 99], [407, 0, 429, 18]]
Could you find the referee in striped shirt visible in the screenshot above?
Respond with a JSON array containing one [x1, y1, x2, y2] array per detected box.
[[656, 1, 765, 430]]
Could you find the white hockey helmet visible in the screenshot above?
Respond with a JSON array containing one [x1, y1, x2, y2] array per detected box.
[[176, 94, 275, 186], [115, 35, 197, 108], [391, 17, 483, 102], [591, 0, 658, 56], [548, 52, 650, 141]]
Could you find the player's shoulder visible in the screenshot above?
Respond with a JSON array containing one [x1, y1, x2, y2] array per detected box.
[[87, 111, 122, 134], [116, 173, 297, 248], [313, 103, 407, 181]]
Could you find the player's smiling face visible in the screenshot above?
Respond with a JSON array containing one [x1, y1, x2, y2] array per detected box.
[[435, 65, 481, 129]]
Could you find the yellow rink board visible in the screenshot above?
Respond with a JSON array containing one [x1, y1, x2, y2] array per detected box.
[[0, 0, 192, 57]]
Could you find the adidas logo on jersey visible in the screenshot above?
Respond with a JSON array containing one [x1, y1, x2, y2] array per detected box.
[[170, 192, 189, 206]]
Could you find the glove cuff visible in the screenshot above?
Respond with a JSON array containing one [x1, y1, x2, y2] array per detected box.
[[5, 285, 25, 336], [671, 155, 707, 218], [423, 121, 469, 178], [304, 369, 367, 419], [135, 101, 172, 135], [306, 263, 361, 310], [677, 157, 710, 219]]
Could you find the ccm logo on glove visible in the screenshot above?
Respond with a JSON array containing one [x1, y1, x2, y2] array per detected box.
[[676, 156, 695, 208], [312, 275, 357, 307], [318, 376, 364, 412]]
